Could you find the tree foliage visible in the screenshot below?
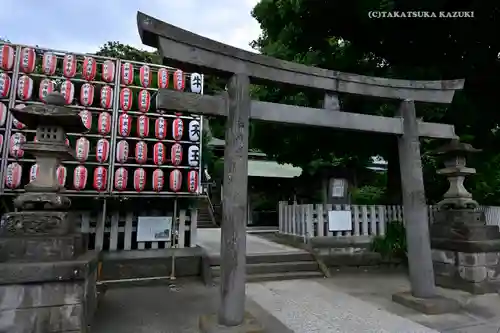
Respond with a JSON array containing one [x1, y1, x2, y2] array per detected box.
[[249, 0, 500, 204]]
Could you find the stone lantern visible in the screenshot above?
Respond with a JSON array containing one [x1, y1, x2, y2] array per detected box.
[[0, 93, 99, 332], [434, 139, 481, 210], [430, 139, 500, 294]]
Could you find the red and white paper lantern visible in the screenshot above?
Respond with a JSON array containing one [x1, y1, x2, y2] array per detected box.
[[79, 110, 92, 131], [157, 68, 169, 88], [29, 163, 39, 183], [17, 75, 33, 100], [63, 54, 77, 78], [82, 56, 97, 81], [114, 167, 128, 191], [118, 113, 131, 137], [0, 73, 11, 98], [0, 103, 5, 126], [155, 117, 167, 140], [139, 64, 151, 88], [152, 169, 164, 192], [57, 165, 67, 187], [133, 168, 146, 192], [73, 165, 88, 190], [0, 103, 6, 126], [115, 140, 129, 163], [101, 60, 115, 83], [39, 78, 55, 102], [137, 115, 149, 138], [60, 80, 74, 104], [9, 132, 25, 158], [12, 117, 26, 130], [41, 52, 57, 75], [75, 137, 90, 162], [80, 83, 94, 106], [0, 44, 14, 71], [97, 112, 111, 135], [138, 89, 150, 112], [119, 88, 133, 111], [173, 69, 184, 91], [121, 62, 134, 85], [172, 117, 184, 141], [153, 142, 166, 165], [169, 169, 182, 192], [100, 85, 113, 109], [135, 141, 148, 164], [5, 162, 22, 189], [93, 166, 108, 192], [96, 138, 110, 163], [187, 170, 199, 193], [170, 143, 183, 166], [19, 47, 36, 73]]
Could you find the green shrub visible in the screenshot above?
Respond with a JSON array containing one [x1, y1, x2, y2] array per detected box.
[[351, 186, 385, 205], [370, 220, 407, 264]]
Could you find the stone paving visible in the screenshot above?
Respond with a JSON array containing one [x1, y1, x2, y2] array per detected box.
[[321, 272, 500, 333], [196, 228, 304, 256], [90, 280, 292, 333], [247, 280, 439, 333]]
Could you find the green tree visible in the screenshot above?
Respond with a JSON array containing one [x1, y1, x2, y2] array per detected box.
[[249, 0, 500, 204]]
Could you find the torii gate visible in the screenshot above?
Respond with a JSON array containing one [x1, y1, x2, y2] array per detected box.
[[137, 11, 464, 328]]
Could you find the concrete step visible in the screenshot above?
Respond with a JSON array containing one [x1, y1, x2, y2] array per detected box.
[[198, 224, 217, 229], [209, 252, 313, 265], [213, 271, 323, 283], [211, 261, 319, 276]]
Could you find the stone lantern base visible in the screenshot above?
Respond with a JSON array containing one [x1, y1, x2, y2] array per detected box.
[[0, 211, 100, 333], [430, 209, 500, 294]]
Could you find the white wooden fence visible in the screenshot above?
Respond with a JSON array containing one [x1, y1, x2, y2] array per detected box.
[[278, 201, 500, 239], [75, 208, 198, 251]]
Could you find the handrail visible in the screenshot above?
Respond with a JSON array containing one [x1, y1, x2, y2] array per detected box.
[[205, 192, 217, 226]]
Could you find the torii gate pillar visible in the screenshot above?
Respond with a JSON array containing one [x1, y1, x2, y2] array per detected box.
[[218, 74, 251, 326]]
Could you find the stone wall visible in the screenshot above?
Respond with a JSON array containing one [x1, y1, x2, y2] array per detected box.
[[432, 249, 500, 294], [0, 270, 97, 333]]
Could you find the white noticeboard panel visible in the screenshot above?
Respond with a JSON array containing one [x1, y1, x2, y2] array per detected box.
[[137, 216, 173, 242], [331, 179, 345, 198], [328, 210, 352, 232]]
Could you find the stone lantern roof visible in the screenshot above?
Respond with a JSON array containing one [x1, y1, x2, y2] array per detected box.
[[10, 93, 88, 134], [433, 139, 482, 156]]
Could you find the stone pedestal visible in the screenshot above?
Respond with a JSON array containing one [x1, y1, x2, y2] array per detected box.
[[431, 210, 500, 294], [0, 211, 99, 332], [0, 93, 99, 332], [429, 139, 500, 294], [0, 252, 99, 333]]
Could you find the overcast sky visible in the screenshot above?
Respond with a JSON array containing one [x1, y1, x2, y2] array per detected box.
[[0, 0, 262, 53]]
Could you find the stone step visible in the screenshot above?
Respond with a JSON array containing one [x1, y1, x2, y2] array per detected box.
[[213, 271, 323, 283], [209, 252, 313, 265], [211, 261, 319, 276]]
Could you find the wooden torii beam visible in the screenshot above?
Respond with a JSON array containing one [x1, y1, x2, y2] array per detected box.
[[137, 11, 465, 328], [156, 89, 457, 139], [137, 12, 463, 104]]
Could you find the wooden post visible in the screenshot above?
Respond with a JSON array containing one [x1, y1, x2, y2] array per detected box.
[[398, 99, 436, 298], [218, 73, 250, 326], [322, 93, 340, 206]]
